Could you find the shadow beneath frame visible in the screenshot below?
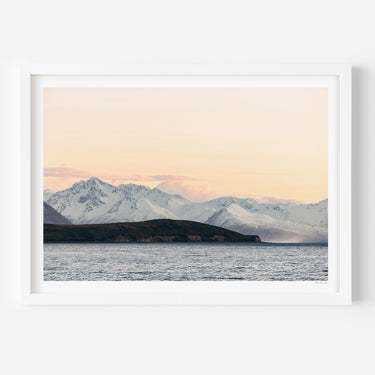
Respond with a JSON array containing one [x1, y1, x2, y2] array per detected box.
[[351, 66, 364, 302]]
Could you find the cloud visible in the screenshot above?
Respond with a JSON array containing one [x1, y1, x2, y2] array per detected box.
[[149, 175, 197, 182], [44, 167, 90, 178], [156, 180, 217, 202]]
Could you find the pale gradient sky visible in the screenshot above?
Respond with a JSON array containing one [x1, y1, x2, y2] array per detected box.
[[44, 87, 328, 203]]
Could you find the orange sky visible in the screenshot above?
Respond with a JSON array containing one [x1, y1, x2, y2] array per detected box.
[[44, 87, 328, 203]]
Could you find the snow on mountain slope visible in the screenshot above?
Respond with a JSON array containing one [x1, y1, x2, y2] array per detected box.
[[45, 178, 328, 243], [202, 197, 327, 229], [202, 197, 328, 242], [43, 189, 55, 202], [287, 199, 328, 227], [205, 203, 327, 243]]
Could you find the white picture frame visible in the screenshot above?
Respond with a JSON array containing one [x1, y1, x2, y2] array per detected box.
[[20, 63, 352, 305]]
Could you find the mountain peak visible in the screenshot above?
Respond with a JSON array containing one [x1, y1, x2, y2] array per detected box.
[[87, 177, 110, 187], [70, 177, 106, 190], [88, 176, 102, 182]]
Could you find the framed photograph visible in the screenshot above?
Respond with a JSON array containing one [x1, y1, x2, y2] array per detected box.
[[20, 64, 351, 305]]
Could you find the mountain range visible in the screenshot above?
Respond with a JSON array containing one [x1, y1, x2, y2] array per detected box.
[[44, 177, 328, 243]]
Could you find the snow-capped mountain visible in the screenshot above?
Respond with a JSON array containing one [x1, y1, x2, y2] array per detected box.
[[45, 177, 328, 243]]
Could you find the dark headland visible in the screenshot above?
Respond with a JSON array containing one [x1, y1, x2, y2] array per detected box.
[[44, 219, 261, 243]]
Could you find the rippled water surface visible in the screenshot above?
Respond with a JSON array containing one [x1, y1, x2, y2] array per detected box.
[[44, 243, 328, 281]]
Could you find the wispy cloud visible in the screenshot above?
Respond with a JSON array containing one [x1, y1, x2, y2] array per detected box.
[[44, 167, 90, 178], [149, 175, 197, 182], [156, 180, 217, 202]]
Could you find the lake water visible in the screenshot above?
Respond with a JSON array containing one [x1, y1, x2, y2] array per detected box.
[[44, 243, 328, 281]]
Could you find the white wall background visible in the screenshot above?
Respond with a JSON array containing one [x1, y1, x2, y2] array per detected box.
[[0, 1, 373, 374]]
